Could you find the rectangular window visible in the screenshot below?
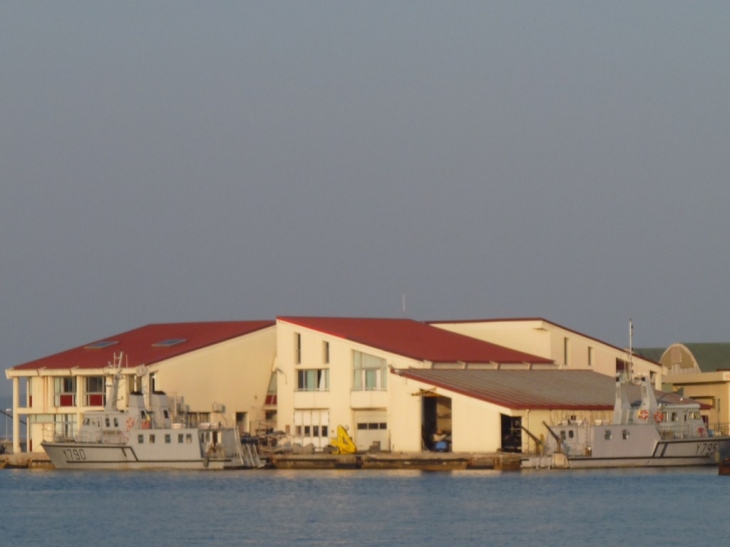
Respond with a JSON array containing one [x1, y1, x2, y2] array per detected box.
[[265, 373, 277, 406], [323, 341, 330, 364], [185, 434, 192, 444], [353, 351, 387, 391], [587, 347, 594, 367], [138, 435, 144, 444], [178, 434, 184, 443], [563, 338, 570, 366], [297, 369, 329, 391], [294, 333, 301, 364], [149, 434, 156, 444], [165, 434, 171, 444], [54, 377, 77, 407], [85, 376, 106, 406]]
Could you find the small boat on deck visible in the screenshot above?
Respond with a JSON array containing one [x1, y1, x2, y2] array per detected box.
[[41, 355, 263, 470]]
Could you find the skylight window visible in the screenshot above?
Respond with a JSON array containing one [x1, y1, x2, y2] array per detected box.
[[152, 338, 187, 348], [84, 340, 118, 350]]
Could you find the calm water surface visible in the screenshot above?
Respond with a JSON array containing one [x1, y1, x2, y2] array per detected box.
[[1, 467, 729, 546]]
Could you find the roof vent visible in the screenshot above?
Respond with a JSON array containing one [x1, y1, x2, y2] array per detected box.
[[152, 338, 187, 348], [84, 340, 118, 350]]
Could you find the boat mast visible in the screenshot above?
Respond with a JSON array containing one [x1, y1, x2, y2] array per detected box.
[[628, 319, 634, 381]]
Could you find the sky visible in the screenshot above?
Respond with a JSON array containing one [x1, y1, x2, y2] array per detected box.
[[2, 2, 730, 398]]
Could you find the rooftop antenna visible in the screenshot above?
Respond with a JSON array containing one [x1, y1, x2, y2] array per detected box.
[[628, 319, 634, 380]]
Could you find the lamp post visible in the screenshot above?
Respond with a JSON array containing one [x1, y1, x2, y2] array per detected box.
[[4, 409, 10, 441]]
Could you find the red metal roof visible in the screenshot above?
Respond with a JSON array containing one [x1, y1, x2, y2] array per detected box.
[[393, 368, 702, 410], [11, 321, 275, 371], [278, 317, 553, 364]]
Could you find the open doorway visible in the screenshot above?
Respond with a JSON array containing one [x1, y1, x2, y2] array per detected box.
[[500, 414, 522, 453], [422, 395, 452, 451]]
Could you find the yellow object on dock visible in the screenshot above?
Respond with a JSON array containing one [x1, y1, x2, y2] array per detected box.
[[330, 425, 357, 455]]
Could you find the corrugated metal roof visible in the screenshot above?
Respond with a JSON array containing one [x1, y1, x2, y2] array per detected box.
[[11, 321, 275, 371], [279, 316, 553, 364], [393, 368, 699, 410]]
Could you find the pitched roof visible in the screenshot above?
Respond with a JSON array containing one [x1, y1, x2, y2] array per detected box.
[[278, 317, 553, 364], [393, 368, 698, 410], [11, 321, 275, 371]]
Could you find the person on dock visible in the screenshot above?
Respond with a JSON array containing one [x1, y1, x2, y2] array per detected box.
[[432, 430, 449, 452]]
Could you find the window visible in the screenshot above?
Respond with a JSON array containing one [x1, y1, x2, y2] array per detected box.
[[85, 376, 106, 406], [622, 430, 630, 440], [294, 333, 301, 364], [185, 434, 193, 443], [563, 337, 570, 366], [353, 351, 387, 391], [323, 341, 330, 364], [165, 434, 171, 444], [149, 434, 156, 444], [54, 377, 77, 407], [587, 347, 594, 367], [357, 422, 387, 430], [178, 434, 184, 443], [138, 435, 144, 444], [297, 369, 329, 391], [605, 430, 612, 440], [265, 373, 277, 406]]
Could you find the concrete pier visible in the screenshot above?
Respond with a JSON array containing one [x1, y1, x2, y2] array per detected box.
[[269, 452, 522, 471], [0, 451, 522, 471], [0, 452, 53, 469]]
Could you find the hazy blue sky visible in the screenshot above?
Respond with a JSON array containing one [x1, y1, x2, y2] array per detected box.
[[2, 2, 730, 397]]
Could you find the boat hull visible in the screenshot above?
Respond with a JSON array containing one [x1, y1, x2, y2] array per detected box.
[[526, 437, 730, 469], [41, 441, 243, 470]]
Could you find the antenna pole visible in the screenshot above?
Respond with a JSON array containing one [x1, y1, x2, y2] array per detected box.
[[628, 319, 634, 380]]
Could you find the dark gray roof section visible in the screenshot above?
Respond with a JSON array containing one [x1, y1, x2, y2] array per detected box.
[[393, 368, 700, 410], [634, 347, 666, 362]]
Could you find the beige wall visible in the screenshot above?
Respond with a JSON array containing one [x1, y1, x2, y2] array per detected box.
[[151, 326, 276, 431], [665, 370, 730, 430], [431, 320, 663, 385], [276, 319, 426, 451]]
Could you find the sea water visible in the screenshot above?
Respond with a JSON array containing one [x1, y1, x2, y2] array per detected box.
[[1, 468, 729, 546]]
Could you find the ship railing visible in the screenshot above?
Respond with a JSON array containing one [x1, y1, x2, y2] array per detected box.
[[707, 423, 730, 437], [658, 422, 730, 439], [75, 429, 128, 444], [41, 424, 76, 443]]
